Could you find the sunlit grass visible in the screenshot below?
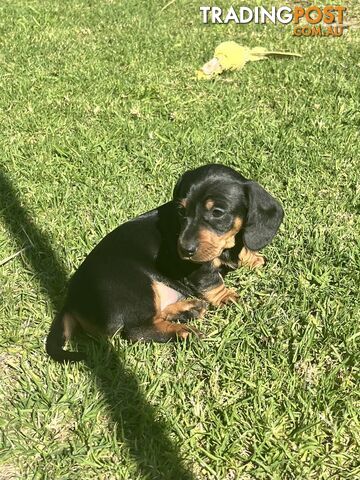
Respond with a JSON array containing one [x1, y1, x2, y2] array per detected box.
[[0, 1, 359, 478]]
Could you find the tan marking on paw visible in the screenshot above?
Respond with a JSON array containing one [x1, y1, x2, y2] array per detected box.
[[238, 247, 265, 269], [202, 283, 239, 306]]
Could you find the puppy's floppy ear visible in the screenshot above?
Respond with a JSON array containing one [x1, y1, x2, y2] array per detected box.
[[243, 181, 284, 251], [173, 170, 192, 200]]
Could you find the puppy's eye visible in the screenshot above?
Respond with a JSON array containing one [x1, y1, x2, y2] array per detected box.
[[212, 208, 225, 218]]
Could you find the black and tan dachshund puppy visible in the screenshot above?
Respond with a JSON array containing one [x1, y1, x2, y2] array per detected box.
[[46, 164, 283, 362]]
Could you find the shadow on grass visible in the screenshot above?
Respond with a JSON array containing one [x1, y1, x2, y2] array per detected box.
[[0, 170, 193, 480]]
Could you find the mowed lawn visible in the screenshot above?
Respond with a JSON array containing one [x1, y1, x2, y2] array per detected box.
[[0, 1, 359, 478]]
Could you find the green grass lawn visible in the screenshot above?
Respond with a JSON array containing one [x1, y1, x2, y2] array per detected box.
[[1, 0, 359, 478]]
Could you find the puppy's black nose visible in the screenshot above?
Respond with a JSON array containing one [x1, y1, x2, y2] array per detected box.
[[179, 244, 197, 258]]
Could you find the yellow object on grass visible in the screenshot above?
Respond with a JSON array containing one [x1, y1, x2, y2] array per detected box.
[[196, 41, 302, 80]]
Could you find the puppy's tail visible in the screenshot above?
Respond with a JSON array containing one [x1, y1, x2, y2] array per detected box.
[[46, 310, 85, 363]]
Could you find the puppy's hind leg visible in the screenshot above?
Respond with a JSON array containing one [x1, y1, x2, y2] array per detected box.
[[46, 310, 86, 363], [123, 299, 206, 342], [163, 299, 207, 324]]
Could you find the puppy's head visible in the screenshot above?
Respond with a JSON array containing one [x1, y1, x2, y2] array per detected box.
[[173, 164, 284, 263]]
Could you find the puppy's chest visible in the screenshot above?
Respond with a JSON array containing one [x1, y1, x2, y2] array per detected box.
[[154, 281, 185, 310]]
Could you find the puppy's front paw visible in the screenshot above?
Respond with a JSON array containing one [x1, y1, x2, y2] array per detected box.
[[238, 247, 266, 269], [203, 284, 239, 307], [219, 288, 239, 305]]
